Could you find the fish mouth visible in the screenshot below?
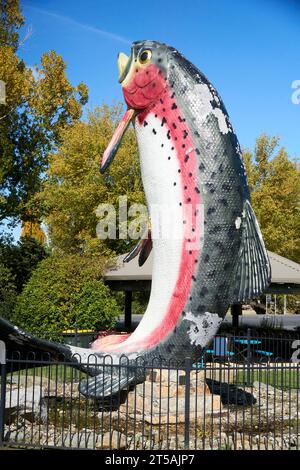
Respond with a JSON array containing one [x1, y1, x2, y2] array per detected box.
[[100, 107, 136, 173], [101, 48, 137, 173], [118, 51, 133, 83]]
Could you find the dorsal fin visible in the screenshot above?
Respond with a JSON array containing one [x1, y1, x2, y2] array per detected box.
[[231, 200, 271, 303]]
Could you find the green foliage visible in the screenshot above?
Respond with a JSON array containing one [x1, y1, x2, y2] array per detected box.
[[0, 0, 24, 50], [12, 254, 121, 334], [0, 260, 16, 318], [0, 0, 88, 223], [36, 104, 144, 256], [0, 235, 47, 292], [243, 134, 300, 263]]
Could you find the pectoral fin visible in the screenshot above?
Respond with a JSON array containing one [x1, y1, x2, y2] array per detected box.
[[123, 230, 152, 266]]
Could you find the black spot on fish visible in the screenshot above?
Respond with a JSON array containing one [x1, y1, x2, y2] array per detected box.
[[184, 155, 189, 163], [204, 254, 210, 263], [183, 130, 188, 139], [182, 144, 186, 148], [155, 114, 157, 117], [195, 148, 200, 155], [179, 202, 182, 206], [161, 117, 167, 126], [218, 198, 228, 206], [194, 131, 200, 137], [171, 146, 174, 150], [183, 220, 187, 224], [206, 182, 215, 193], [158, 58, 162, 63], [207, 207, 216, 215], [178, 169, 181, 173], [211, 172, 216, 178], [172, 123, 177, 129], [200, 287, 208, 297], [168, 156, 171, 160], [178, 116, 185, 122], [143, 120, 148, 127], [161, 143, 164, 147], [219, 163, 224, 173], [194, 187, 200, 194], [184, 185, 187, 190], [152, 129, 157, 135], [199, 163, 205, 171], [189, 172, 192, 177], [182, 311, 186, 317], [163, 108, 166, 112], [167, 130, 171, 139], [160, 98, 164, 104], [171, 92, 175, 98], [173, 182, 176, 186], [207, 270, 216, 278], [187, 197, 191, 202], [222, 183, 231, 192], [171, 103, 177, 110], [192, 276, 196, 281]]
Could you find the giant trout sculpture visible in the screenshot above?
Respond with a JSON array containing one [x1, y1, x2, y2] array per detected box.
[[0, 40, 271, 398]]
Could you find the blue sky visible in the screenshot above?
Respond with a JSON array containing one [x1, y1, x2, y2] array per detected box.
[[6, 0, 300, 239], [19, 0, 300, 158]]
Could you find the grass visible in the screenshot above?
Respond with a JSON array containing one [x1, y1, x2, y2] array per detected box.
[[9, 365, 86, 383], [236, 368, 300, 390]]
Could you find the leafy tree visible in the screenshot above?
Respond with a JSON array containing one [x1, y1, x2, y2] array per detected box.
[[0, 234, 47, 292], [243, 134, 300, 263], [35, 105, 144, 256], [0, 261, 16, 318], [12, 253, 121, 334], [0, 0, 88, 224]]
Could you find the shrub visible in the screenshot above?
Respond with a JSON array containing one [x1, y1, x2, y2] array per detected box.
[[12, 254, 121, 335]]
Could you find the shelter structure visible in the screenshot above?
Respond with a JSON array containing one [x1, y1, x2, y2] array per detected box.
[[104, 251, 300, 329]]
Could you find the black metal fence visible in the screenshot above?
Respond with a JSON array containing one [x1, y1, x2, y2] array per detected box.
[[0, 331, 300, 450]]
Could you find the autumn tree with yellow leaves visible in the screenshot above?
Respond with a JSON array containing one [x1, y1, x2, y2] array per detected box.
[[243, 134, 300, 264], [0, 0, 88, 226], [35, 104, 144, 256]]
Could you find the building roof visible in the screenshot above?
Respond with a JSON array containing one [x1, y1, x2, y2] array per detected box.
[[268, 251, 300, 284], [104, 250, 300, 286]]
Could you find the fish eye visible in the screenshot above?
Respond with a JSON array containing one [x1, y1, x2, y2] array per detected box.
[[139, 49, 152, 64]]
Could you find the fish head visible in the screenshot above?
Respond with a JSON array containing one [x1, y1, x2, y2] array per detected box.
[[101, 40, 173, 172], [118, 40, 170, 110]]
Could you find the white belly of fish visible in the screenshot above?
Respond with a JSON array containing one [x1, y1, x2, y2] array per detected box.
[[125, 114, 185, 346]]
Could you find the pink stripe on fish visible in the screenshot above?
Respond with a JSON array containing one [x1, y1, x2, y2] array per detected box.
[[97, 82, 202, 354]]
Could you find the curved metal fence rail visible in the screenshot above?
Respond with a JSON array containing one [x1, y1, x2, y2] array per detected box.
[[0, 332, 299, 450]]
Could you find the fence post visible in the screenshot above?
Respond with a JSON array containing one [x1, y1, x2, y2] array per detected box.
[[0, 341, 6, 447], [246, 328, 251, 386], [74, 323, 78, 382], [184, 357, 191, 449]]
